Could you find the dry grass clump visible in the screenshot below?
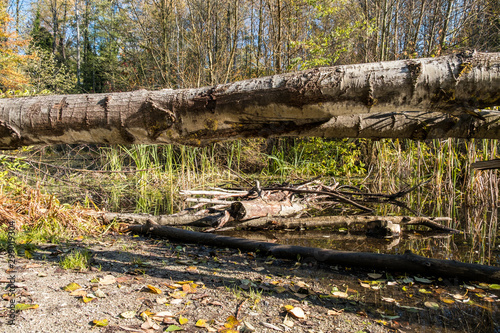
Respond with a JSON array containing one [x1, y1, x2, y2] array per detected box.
[[0, 184, 102, 236]]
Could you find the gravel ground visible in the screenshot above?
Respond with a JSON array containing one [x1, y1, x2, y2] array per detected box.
[[0, 234, 497, 333]]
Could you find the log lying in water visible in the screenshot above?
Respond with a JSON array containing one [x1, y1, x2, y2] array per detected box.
[[233, 215, 458, 233], [126, 222, 500, 283], [102, 211, 459, 235]]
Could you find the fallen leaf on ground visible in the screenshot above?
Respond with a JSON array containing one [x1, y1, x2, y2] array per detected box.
[[424, 301, 440, 309], [156, 297, 168, 304], [367, 273, 383, 279], [141, 316, 160, 330], [381, 297, 397, 303], [69, 290, 87, 297], [165, 325, 183, 332], [63, 282, 81, 292], [186, 266, 199, 274], [195, 319, 207, 328], [145, 284, 163, 294], [175, 280, 193, 285], [182, 283, 197, 293], [260, 322, 283, 331], [116, 276, 132, 283], [92, 319, 108, 327], [170, 290, 186, 299], [170, 299, 184, 305], [327, 309, 343, 316], [179, 315, 188, 325], [99, 275, 116, 285], [414, 277, 433, 284], [419, 288, 432, 294], [94, 289, 106, 298], [224, 315, 240, 329], [286, 306, 306, 319], [120, 311, 136, 319], [331, 291, 348, 298], [440, 297, 455, 304], [14, 303, 38, 311]]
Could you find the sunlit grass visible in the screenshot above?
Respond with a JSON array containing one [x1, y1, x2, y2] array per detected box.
[[59, 248, 92, 271]]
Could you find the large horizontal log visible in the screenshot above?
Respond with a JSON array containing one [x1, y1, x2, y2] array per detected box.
[[0, 52, 499, 148], [126, 222, 500, 282]]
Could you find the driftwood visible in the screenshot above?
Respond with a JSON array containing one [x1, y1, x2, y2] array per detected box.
[[0, 52, 500, 149], [101, 211, 222, 227], [230, 199, 306, 220], [125, 222, 500, 283]]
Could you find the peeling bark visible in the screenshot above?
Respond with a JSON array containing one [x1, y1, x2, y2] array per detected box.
[[0, 51, 499, 148]]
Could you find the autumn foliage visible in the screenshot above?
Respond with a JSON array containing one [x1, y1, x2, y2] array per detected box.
[[0, 3, 28, 91]]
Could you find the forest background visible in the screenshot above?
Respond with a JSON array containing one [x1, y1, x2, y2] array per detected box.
[[0, 0, 499, 247]]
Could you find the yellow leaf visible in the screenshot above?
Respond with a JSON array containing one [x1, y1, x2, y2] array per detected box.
[[179, 315, 188, 325], [93, 319, 108, 327], [175, 280, 193, 285], [283, 305, 294, 312], [440, 297, 455, 304], [170, 291, 186, 299], [63, 282, 81, 292], [15, 303, 38, 311], [224, 315, 240, 329], [82, 296, 94, 303], [140, 310, 155, 319], [195, 319, 207, 328], [146, 284, 163, 294]]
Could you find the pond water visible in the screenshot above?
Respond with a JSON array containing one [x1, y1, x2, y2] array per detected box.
[[218, 229, 500, 267]]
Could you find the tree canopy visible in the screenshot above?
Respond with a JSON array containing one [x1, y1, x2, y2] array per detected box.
[[2, 0, 498, 95]]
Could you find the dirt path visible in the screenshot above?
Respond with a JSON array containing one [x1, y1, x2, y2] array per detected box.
[[0, 234, 498, 333]]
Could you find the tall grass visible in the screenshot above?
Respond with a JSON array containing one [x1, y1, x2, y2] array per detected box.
[[2, 138, 498, 244]]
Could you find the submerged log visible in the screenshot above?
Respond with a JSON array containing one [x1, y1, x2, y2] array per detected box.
[[102, 211, 457, 234], [126, 222, 500, 283], [231, 215, 458, 233], [0, 52, 500, 149]]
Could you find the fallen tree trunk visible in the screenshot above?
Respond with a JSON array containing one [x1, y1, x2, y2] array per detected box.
[[102, 211, 457, 233], [234, 215, 458, 233], [0, 52, 499, 149], [101, 212, 220, 227], [126, 222, 500, 282]]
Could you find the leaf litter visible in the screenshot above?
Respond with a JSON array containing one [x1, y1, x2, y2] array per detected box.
[[2, 234, 499, 333]]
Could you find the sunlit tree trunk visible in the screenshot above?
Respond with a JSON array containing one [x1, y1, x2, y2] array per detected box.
[[0, 52, 498, 149]]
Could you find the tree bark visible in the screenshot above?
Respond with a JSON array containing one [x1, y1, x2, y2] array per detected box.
[[126, 222, 500, 282], [0, 52, 499, 149]]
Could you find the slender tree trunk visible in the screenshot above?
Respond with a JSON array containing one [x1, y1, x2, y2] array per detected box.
[[439, 0, 454, 55], [75, 0, 81, 87]]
